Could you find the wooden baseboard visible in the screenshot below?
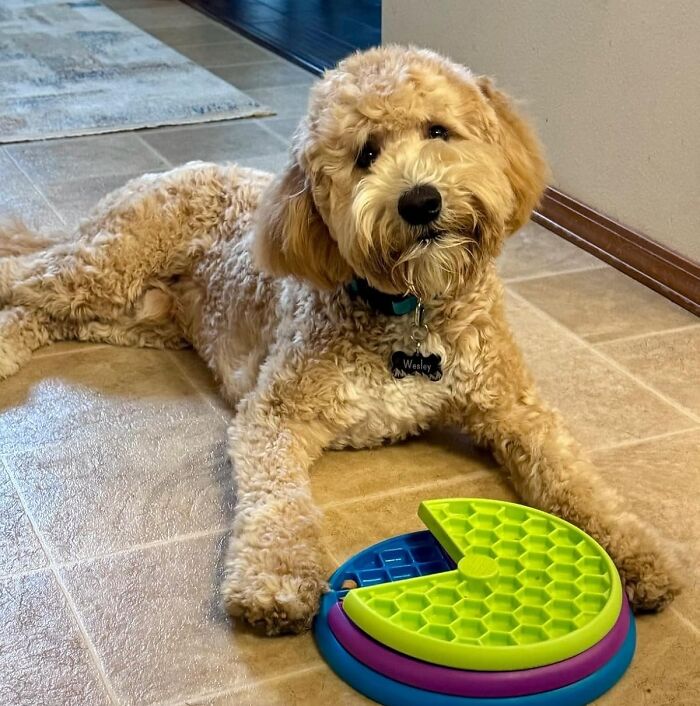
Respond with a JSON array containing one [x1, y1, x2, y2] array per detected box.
[[532, 188, 699, 316]]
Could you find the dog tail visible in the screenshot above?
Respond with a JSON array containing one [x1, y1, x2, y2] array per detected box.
[[0, 218, 69, 258]]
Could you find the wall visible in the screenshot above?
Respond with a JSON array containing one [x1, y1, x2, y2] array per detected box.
[[383, 0, 700, 261]]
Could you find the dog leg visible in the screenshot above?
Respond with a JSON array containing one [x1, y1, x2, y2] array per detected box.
[[1, 166, 232, 367], [460, 365, 683, 612], [0, 306, 55, 380], [221, 369, 342, 635]]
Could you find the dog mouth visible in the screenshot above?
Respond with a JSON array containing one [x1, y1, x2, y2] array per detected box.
[[416, 226, 445, 244], [415, 222, 481, 245]]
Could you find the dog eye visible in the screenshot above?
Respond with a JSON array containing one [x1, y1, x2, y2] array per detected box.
[[428, 124, 449, 140], [356, 141, 380, 169]]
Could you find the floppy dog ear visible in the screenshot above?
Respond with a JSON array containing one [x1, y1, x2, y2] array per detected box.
[[477, 77, 549, 234], [253, 156, 352, 289]]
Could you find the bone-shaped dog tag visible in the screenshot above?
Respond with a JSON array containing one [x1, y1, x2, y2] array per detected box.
[[391, 350, 443, 381], [390, 298, 443, 381]]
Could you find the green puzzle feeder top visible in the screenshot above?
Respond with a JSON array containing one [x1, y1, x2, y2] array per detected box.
[[342, 498, 623, 671]]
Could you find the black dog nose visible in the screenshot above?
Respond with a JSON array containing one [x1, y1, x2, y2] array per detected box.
[[398, 184, 442, 226]]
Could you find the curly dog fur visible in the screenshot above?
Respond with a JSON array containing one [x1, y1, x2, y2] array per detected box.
[[0, 46, 682, 634]]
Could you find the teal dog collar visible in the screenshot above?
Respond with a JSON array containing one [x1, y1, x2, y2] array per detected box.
[[346, 278, 419, 316]]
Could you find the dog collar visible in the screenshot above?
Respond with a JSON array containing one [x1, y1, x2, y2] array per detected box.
[[346, 278, 419, 316]]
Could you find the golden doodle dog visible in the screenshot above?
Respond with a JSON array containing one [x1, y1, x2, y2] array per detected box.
[[0, 46, 681, 634]]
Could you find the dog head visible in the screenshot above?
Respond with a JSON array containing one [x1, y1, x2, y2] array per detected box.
[[255, 45, 548, 298]]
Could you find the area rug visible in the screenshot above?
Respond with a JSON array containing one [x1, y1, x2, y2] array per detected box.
[[0, 0, 273, 143]]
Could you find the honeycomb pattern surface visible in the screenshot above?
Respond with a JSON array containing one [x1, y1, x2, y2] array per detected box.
[[342, 498, 623, 671]]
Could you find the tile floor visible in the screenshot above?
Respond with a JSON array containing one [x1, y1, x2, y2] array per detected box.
[[1, 2, 699, 704]]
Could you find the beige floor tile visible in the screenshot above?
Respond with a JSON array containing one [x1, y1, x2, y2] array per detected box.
[[118, 4, 208, 29], [42, 171, 161, 230], [61, 533, 322, 706], [595, 609, 700, 705], [505, 293, 697, 449], [0, 465, 46, 577], [0, 571, 112, 706], [324, 472, 517, 563], [169, 348, 221, 393], [0, 149, 64, 229], [591, 430, 700, 628], [168, 350, 233, 420], [196, 666, 372, 706], [141, 122, 287, 166], [5, 134, 168, 190], [146, 22, 245, 47], [0, 189, 64, 231], [498, 221, 604, 281], [0, 346, 215, 455], [511, 267, 696, 343], [312, 429, 499, 508], [247, 85, 312, 120], [526, 347, 696, 450], [105, 0, 177, 9], [33, 341, 107, 358], [6, 415, 231, 562], [256, 116, 301, 142], [176, 41, 276, 68], [171, 350, 235, 418], [237, 152, 289, 173], [598, 327, 700, 417], [212, 60, 315, 90]]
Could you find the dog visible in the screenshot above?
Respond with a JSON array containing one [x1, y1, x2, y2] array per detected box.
[[0, 45, 681, 634]]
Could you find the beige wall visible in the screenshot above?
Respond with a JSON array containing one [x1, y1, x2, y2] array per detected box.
[[383, 0, 700, 262]]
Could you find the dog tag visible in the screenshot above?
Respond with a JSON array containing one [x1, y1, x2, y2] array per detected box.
[[391, 350, 443, 381], [390, 298, 443, 381]]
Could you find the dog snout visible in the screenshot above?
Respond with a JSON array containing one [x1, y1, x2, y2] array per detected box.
[[397, 184, 442, 226]]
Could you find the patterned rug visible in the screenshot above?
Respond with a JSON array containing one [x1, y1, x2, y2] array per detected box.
[[0, 0, 272, 143]]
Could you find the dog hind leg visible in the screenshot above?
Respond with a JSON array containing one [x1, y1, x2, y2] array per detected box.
[[0, 170, 216, 371], [0, 306, 58, 380], [0, 221, 67, 305], [70, 285, 187, 350]]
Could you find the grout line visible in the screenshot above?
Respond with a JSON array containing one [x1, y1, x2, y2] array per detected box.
[[170, 33, 248, 47], [254, 119, 293, 147], [206, 56, 314, 74], [670, 606, 700, 637], [177, 54, 280, 70], [208, 63, 313, 80], [0, 384, 226, 460], [166, 350, 231, 423], [58, 526, 228, 571], [588, 426, 700, 454], [3, 147, 68, 227], [0, 565, 49, 583], [593, 322, 700, 347], [507, 289, 700, 425], [174, 38, 260, 51], [320, 469, 495, 511], [155, 665, 324, 706], [34, 462, 488, 571], [134, 134, 174, 168], [1, 457, 122, 705], [502, 263, 607, 284], [33, 343, 108, 360], [322, 539, 341, 571]]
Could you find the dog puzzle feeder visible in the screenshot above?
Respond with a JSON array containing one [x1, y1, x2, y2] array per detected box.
[[313, 499, 635, 706]]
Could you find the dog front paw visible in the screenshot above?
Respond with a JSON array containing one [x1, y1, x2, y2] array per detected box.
[[608, 515, 684, 612], [221, 497, 327, 634], [617, 545, 683, 612], [222, 555, 326, 635]]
